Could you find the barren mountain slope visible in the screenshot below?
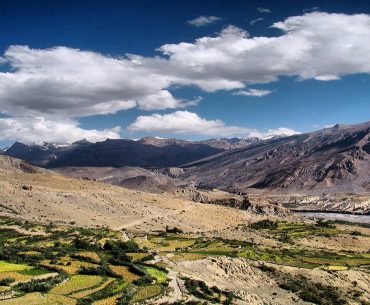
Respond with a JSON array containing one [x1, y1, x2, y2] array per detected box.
[[0, 156, 255, 233], [180, 122, 370, 194], [55, 166, 186, 193]]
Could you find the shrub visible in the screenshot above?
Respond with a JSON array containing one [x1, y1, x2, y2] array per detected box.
[[0, 278, 15, 286], [103, 240, 140, 253], [132, 275, 154, 286], [250, 220, 278, 230], [316, 219, 334, 228], [165, 226, 184, 234]]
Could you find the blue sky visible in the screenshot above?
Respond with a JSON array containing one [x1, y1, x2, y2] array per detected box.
[[0, 0, 370, 146]]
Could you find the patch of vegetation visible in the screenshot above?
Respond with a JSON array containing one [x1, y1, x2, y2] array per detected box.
[[15, 274, 67, 293], [250, 219, 278, 230], [18, 268, 51, 276], [0, 277, 15, 285], [0, 261, 32, 272], [165, 226, 184, 234], [184, 278, 234, 304], [278, 275, 347, 305]]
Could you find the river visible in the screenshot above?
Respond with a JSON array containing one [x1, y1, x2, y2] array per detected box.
[[296, 212, 370, 224]]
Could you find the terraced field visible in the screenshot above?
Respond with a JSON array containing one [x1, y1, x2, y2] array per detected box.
[[50, 275, 104, 295], [1, 292, 76, 305], [0, 216, 369, 305], [0, 216, 169, 305]]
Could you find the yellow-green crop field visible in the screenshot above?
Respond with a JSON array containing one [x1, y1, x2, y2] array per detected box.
[[1, 292, 76, 305], [108, 265, 140, 283], [50, 275, 103, 295], [132, 284, 163, 302]]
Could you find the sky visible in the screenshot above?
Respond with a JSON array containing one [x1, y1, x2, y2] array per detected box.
[[0, 0, 370, 147]]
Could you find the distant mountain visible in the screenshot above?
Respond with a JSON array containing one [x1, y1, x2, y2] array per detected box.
[[180, 122, 370, 194], [4, 137, 237, 168], [199, 137, 261, 149]]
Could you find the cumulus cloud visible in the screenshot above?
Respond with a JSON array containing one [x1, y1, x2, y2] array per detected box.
[[156, 13, 370, 91], [3, 13, 370, 108], [257, 7, 272, 13], [128, 111, 299, 138], [187, 15, 222, 27], [128, 111, 252, 136], [0, 45, 177, 118], [0, 116, 121, 144], [136, 90, 201, 111], [233, 89, 272, 97]]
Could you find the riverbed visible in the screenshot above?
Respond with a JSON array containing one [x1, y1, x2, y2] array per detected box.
[[296, 212, 370, 224]]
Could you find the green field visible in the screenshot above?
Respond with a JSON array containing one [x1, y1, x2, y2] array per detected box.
[[143, 266, 167, 284], [0, 215, 369, 305], [50, 275, 103, 295], [0, 261, 32, 273]]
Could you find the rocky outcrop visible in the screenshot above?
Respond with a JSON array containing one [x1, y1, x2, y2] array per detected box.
[[172, 189, 289, 216]]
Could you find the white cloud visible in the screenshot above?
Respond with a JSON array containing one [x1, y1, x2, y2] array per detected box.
[[128, 110, 299, 138], [1, 12, 370, 143], [187, 16, 222, 27], [3, 13, 370, 107], [128, 111, 252, 137], [233, 89, 272, 97], [313, 75, 340, 81], [136, 90, 201, 111], [0, 116, 121, 144], [0, 45, 178, 118], [250, 17, 264, 25], [257, 7, 272, 13], [156, 13, 370, 91]]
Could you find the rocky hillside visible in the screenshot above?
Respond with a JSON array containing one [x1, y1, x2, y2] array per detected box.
[[180, 122, 370, 194]]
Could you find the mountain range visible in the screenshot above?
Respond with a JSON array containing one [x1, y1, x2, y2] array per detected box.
[[2, 121, 370, 194]]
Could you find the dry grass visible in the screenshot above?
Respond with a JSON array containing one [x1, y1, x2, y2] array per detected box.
[[126, 252, 150, 262], [75, 251, 101, 263], [0, 271, 31, 282], [70, 278, 114, 299], [0, 292, 76, 305], [41, 257, 98, 274], [132, 285, 163, 302], [169, 252, 206, 262], [108, 265, 140, 283], [0, 286, 10, 292], [92, 295, 121, 305], [0, 156, 250, 234]]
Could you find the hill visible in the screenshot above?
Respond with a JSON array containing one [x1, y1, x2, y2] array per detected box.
[[180, 122, 370, 194], [0, 155, 258, 233]]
